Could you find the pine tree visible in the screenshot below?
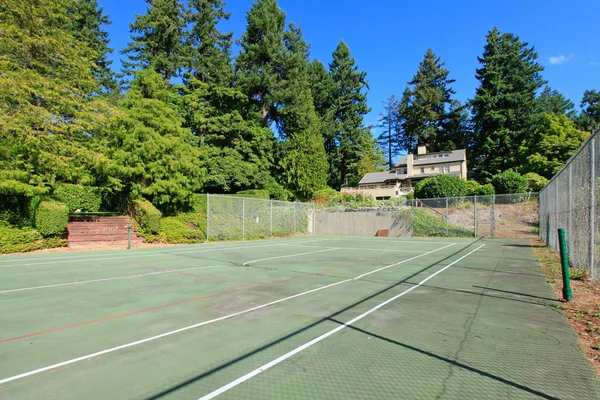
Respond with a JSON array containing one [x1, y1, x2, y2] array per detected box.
[[108, 69, 205, 212], [377, 95, 399, 169], [439, 100, 471, 151], [328, 41, 372, 189], [277, 24, 327, 199], [470, 27, 545, 178], [538, 86, 576, 118], [67, 0, 117, 93], [121, 0, 187, 81], [397, 49, 460, 153], [235, 0, 286, 125], [576, 90, 600, 132]]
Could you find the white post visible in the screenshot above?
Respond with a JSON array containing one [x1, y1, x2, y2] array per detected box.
[[590, 139, 596, 279]]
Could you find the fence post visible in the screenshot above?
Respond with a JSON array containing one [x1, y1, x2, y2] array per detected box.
[[590, 139, 596, 279], [411, 199, 415, 237], [473, 196, 477, 237], [313, 203, 316, 235], [270, 200, 273, 238], [445, 198, 449, 237], [206, 193, 210, 242], [293, 202, 297, 235], [555, 180, 559, 248], [491, 194, 496, 239], [242, 197, 245, 239], [568, 164, 572, 257]]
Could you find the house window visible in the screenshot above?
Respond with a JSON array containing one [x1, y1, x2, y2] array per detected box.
[[420, 167, 425, 173], [445, 166, 451, 173], [430, 167, 435, 171]]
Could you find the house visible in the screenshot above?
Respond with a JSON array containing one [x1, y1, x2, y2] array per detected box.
[[357, 145, 467, 200]]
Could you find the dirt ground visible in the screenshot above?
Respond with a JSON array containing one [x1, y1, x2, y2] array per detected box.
[[532, 239, 600, 375]]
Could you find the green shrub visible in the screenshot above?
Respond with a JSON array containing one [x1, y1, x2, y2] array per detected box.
[[263, 182, 292, 201], [412, 209, 473, 238], [0, 225, 67, 254], [523, 172, 548, 192], [160, 213, 206, 243], [192, 194, 208, 213], [312, 188, 341, 204], [132, 199, 161, 235], [235, 189, 270, 200], [53, 184, 101, 213], [466, 180, 495, 196], [34, 201, 68, 237], [28, 195, 42, 226], [415, 175, 468, 199], [406, 191, 414, 200], [491, 170, 529, 194]]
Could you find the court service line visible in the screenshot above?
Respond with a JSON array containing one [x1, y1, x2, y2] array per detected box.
[[198, 244, 486, 400], [0, 239, 328, 269], [242, 248, 340, 266], [0, 242, 454, 385], [0, 266, 225, 295]]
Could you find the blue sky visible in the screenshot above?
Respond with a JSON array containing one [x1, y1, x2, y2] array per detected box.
[[102, 0, 600, 132]]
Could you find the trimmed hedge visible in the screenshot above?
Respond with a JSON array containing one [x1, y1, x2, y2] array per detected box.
[[491, 170, 529, 194], [132, 199, 161, 235], [160, 213, 207, 243], [235, 189, 270, 200], [34, 201, 69, 237], [415, 175, 468, 199], [53, 183, 101, 213], [0, 225, 67, 254]]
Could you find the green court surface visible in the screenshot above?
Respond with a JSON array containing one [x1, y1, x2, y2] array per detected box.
[[1, 236, 599, 399]]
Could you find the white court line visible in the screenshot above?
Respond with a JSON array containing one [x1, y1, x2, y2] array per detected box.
[[0, 241, 455, 385], [0, 239, 328, 269], [323, 237, 460, 244], [198, 244, 486, 400], [242, 248, 340, 266], [0, 266, 225, 295], [284, 243, 426, 253]]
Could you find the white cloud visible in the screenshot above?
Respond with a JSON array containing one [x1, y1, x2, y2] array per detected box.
[[548, 54, 575, 65], [589, 61, 600, 66]]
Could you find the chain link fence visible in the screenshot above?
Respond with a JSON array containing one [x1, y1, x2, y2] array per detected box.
[[206, 195, 315, 241], [539, 127, 600, 280]]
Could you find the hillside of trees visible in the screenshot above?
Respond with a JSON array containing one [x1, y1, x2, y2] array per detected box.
[[1, 0, 599, 216]]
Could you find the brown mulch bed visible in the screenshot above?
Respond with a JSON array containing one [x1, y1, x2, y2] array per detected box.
[[531, 239, 600, 375]]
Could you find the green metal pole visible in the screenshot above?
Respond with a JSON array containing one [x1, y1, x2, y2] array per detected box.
[[127, 225, 131, 250], [558, 228, 572, 301]]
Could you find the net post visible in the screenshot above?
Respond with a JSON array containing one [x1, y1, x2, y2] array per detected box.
[[568, 164, 572, 257], [590, 138, 596, 279], [242, 197, 245, 240], [445, 197, 449, 237], [270, 200, 273, 238], [206, 193, 210, 242], [473, 196, 477, 237], [558, 228, 573, 301]]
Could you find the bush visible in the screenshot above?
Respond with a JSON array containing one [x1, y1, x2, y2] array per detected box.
[[192, 194, 207, 213], [132, 199, 161, 235], [523, 172, 548, 192], [412, 209, 473, 237], [34, 201, 68, 237], [235, 189, 270, 200], [414, 175, 468, 199], [0, 225, 67, 254], [263, 182, 292, 201], [491, 170, 529, 194], [159, 213, 206, 243], [466, 180, 495, 196], [312, 188, 341, 204], [53, 183, 102, 213], [406, 191, 414, 200]]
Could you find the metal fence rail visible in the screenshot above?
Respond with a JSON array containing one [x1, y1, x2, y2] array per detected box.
[[539, 126, 600, 279]]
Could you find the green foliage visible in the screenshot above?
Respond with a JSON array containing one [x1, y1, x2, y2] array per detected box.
[[466, 180, 495, 196], [53, 184, 102, 213], [415, 175, 468, 199], [235, 190, 270, 200], [576, 90, 600, 132], [192, 194, 208, 213], [523, 172, 549, 192], [412, 209, 473, 237], [377, 95, 399, 169], [406, 191, 415, 200], [538, 86, 576, 119], [491, 170, 529, 194], [132, 199, 162, 235], [470, 27, 545, 179], [0, 225, 67, 254], [263, 182, 292, 201], [159, 213, 206, 243], [312, 188, 342, 204], [35, 201, 69, 237]]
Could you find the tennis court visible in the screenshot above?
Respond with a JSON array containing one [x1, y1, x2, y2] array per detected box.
[[1, 236, 599, 399]]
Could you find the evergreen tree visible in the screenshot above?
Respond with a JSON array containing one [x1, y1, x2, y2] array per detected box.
[[538, 86, 576, 118], [67, 0, 117, 93], [328, 41, 371, 189], [377, 95, 399, 169], [397, 49, 460, 153], [277, 24, 328, 199], [576, 89, 600, 132], [235, 0, 286, 125], [470, 27, 545, 179], [121, 0, 187, 81], [439, 100, 472, 151], [108, 69, 205, 212]]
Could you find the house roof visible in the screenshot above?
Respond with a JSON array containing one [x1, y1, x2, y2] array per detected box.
[[395, 149, 466, 167], [358, 171, 407, 185]]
